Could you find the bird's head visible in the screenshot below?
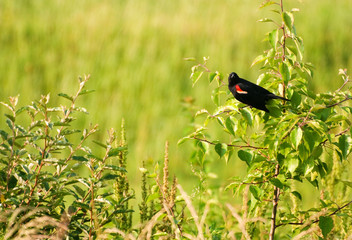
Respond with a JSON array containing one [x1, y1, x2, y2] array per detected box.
[[228, 72, 239, 86]]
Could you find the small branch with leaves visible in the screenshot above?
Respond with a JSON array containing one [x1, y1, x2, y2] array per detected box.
[[191, 136, 267, 150]]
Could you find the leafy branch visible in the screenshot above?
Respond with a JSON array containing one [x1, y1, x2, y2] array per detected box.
[[276, 200, 352, 228], [191, 137, 267, 150]]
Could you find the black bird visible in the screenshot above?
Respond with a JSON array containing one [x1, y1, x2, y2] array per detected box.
[[228, 72, 289, 112]]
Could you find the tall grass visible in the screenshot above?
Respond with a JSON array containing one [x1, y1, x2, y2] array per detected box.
[[1, 0, 351, 188]]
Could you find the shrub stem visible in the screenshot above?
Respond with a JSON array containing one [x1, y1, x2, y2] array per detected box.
[[269, 163, 280, 240]]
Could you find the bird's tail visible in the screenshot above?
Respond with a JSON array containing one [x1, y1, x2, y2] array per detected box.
[[269, 94, 290, 101]]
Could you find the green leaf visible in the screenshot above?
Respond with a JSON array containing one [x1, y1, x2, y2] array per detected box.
[[334, 134, 350, 160], [6, 119, 14, 130], [0, 130, 9, 140], [177, 136, 189, 145], [209, 72, 217, 83], [282, 11, 294, 32], [294, 37, 304, 60], [279, 62, 290, 84], [287, 158, 299, 173], [72, 185, 86, 198], [311, 145, 323, 159], [289, 91, 302, 107], [251, 54, 267, 67], [307, 121, 326, 135], [8, 175, 17, 189], [195, 109, 209, 118], [249, 185, 260, 200], [240, 109, 252, 126], [326, 114, 347, 123], [101, 173, 119, 181], [78, 89, 95, 96], [108, 146, 128, 157], [72, 156, 88, 162], [225, 117, 236, 136], [212, 87, 222, 106], [93, 140, 108, 149], [269, 178, 284, 189], [224, 149, 233, 164], [290, 127, 302, 149], [5, 114, 15, 123], [341, 180, 352, 188], [72, 201, 90, 210], [61, 129, 81, 135], [105, 165, 127, 172], [319, 216, 333, 238], [238, 150, 252, 166], [215, 143, 227, 158], [58, 93, 73, 101], [53, 121, 70, 127], [268, 29, 278, 49], [266, 101, 282, 117], [258, 18, 274, 23], [260, 0, 276, 9], [146, 192, 159, 203], [191, 71, 203, 86], [291, 191, 302, 201]]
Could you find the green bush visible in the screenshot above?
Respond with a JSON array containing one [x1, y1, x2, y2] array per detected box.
[[181, 0, 352, 239], [0, 76, 135, 239]]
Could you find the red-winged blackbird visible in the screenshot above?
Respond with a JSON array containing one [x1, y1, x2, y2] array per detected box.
[[228, 72, 289, 112]]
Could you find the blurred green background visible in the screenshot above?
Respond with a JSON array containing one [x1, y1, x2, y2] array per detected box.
[[1, 0, 352, 190]]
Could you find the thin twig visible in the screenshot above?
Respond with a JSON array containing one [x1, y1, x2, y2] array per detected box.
[[226, 204, 251, 240], [325, 95, 352, 108], [240, 171, 279, 186], [155, 177, 183, 239], [276, 199, 352, 228], [320, 127, 350, 146], [191, 137, 267, 150], [292, 226, 320, 240], [336, 69, 350, 92], [177, 184, 204, 240]]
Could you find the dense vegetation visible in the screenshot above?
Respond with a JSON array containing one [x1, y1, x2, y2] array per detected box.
[[1, 0, 352, 239]]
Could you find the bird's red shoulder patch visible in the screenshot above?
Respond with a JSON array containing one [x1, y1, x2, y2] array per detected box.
[[235, 85, 248, 94]]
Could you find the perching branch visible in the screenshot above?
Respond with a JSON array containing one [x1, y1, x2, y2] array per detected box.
[[191, 136, 267, 150], [276, 199, 352, 228], [325, 95, 352, 108]]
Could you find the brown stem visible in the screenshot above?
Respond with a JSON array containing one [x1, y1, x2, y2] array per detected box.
[[325, 96, 352, 108], [336, 70, 350, 92], [269, 163, 280, 240], [320, 127, 350, 147], [28, 104, 49, 205], [27, 160, 45, 205], [89, 177, 95, 240]]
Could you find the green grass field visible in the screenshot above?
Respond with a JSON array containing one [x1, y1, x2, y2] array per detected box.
[[1, 0, 352, 190]]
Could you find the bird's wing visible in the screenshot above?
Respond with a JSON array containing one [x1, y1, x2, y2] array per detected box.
[[234, 83, 248, 94], [236, 82, 272, 95]]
